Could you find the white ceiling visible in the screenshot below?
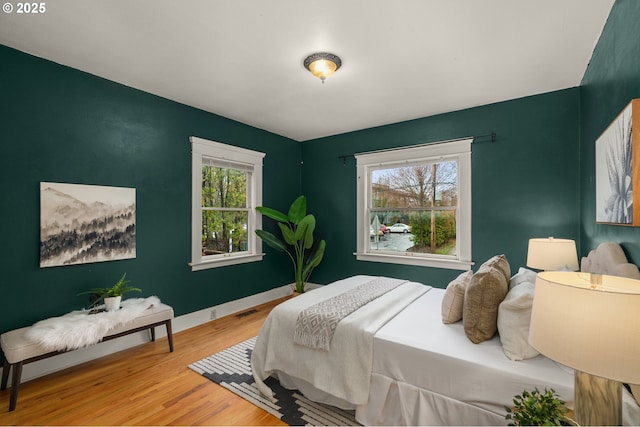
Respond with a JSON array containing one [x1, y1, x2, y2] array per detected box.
[[0, 0, 614, 142]]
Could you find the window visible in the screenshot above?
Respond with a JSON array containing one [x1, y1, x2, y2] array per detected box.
[[355, 139, 472, 270], [190, 136, 265, 271]]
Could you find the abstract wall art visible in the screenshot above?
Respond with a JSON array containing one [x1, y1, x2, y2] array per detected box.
[[40, 182, 136, 267], [596, 99, 640, 226]]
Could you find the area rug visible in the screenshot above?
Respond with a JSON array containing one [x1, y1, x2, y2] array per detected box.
[[188, 336, 359, 426]]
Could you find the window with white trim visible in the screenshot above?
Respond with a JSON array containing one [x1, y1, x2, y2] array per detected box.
[[190, 136, 265, 271], [355, 139, 472, 270]]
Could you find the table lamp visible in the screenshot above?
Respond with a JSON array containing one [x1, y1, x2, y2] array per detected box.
[[529, 271, 640, 425], [526, 237, 579, 271]]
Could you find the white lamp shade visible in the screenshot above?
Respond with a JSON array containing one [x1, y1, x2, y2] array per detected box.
[[529, 271, 640, 384], [527, 237, 579, 271]]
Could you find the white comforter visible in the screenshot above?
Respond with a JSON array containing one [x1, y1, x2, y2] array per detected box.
[[251, 275, 429, 407], [358, 287, 640, 426]]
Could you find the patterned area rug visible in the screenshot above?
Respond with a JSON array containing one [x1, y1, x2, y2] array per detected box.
[[188, 337, 359, 426]]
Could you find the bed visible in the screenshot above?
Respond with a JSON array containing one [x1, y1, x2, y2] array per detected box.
[[251, 244, 640, 425]]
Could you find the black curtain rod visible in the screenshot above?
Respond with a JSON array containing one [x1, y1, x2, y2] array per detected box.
[[473, 132, 497, 144], [337, 132, 496, 164]]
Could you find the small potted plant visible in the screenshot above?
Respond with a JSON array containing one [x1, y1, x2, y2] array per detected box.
[[78, 273, 142, 312], [505, 388, 576, 426]]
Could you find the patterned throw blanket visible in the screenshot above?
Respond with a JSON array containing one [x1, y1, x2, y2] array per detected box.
[[293, 277, 407, 350]]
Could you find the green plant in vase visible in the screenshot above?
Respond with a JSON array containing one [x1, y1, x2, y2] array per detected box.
[[505, 388, 576, 426], [256, 195, 326, 293], [78, 273, 142, 311]]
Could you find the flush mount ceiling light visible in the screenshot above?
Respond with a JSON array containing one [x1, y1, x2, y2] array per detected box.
[[303, 52, 342, 83]]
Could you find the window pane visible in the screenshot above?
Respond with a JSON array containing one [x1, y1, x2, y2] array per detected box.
[[202, 211, 248, 255], [371, 161, 457, 208], [369, 160, 457, 256], [201, 165, 247, 208], [369, 210, 456, 256]]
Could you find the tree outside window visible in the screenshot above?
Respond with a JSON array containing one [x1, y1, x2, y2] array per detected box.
[[201, 163, 249, 255], [371, 160, 457, 255]]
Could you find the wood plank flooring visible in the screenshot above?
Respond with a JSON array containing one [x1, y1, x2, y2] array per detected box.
[[0, 297, 290, 426]]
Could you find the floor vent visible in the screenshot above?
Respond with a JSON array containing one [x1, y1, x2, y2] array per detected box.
[[236, 309, 258, 318]]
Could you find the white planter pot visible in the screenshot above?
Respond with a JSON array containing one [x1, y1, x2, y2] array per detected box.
[[104, 296, 122, 311]]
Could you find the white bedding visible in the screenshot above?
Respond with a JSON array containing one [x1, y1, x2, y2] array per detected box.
[[251, 275, 429, 407], [252, 272, 640, 425], [358, 288, 575, 425]]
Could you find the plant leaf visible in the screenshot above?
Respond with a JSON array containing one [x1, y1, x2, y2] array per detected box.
[[295, 215, 316, 249], [302, 215, 316, 249], [294, 216, 310, 242], [256, 206, 289, 223], [77, 287, 109, 296], [288, 195, 307, 224], [278, 223, 296, 246], [255, 229, 288, 253], [305, 240, 326, 271]]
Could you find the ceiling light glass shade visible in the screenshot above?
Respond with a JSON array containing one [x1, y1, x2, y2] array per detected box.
[[526, 237, 579, 271], [304, 52, 341, 83]]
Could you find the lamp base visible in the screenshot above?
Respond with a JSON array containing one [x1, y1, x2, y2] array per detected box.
[[574, 370, 622, 426]]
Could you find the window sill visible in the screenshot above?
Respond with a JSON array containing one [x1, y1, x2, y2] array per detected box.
[[355, 252, 473, 271], [190, 253, 264, 271]]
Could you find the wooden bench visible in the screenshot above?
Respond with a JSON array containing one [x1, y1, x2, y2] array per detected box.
[[1, 303, 174, 412]]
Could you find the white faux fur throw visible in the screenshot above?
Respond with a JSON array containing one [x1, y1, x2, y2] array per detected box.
[[25, 296, 161, 351]]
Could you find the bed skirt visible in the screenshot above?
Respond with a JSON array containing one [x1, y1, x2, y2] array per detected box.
[[356, 373, 507, 426]]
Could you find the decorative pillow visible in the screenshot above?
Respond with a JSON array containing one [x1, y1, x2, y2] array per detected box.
[[463, 255, 510, 344], [441, 270, 473, 324], [509, 267, 537, 290], [497, 281, 539, 360], [486, 254, 511, 282], [630, 385, 640, 406]]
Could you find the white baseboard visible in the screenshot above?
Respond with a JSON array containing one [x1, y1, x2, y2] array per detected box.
[[1, 283, 301, 385]]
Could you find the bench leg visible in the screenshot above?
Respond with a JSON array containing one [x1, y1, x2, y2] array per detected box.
[[1, 357, 9, 390], [165, 320, 174, 353], [8, 361, 22, 412], [146, 321, 172, 352]]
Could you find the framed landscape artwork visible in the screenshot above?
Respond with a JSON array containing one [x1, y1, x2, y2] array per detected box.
[[595, 99, 640, 226], [40, 182, 136, 268]]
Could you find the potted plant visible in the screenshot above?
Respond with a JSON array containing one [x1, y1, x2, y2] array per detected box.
[[78, 273, 142, 312], [505, 388, 576, 426], [256, 195, 326, 293]]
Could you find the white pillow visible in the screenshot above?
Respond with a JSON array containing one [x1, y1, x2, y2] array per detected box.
[[509, 267, 537, 290], [441, 270, 473, 324], [497, 281, 539, 360]]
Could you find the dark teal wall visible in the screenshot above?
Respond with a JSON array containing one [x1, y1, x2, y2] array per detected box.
[[301, 89, 581, 289], [580, 0, 640, 262], [0, 45, 301, 332], [4, 0, 631, 334]]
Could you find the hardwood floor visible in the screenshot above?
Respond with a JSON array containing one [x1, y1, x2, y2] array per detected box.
[[0, 297, 290, 426]]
